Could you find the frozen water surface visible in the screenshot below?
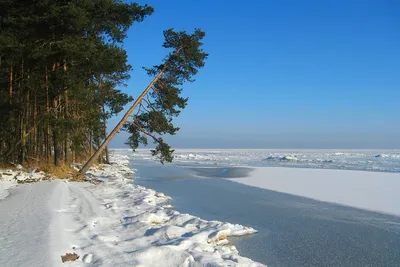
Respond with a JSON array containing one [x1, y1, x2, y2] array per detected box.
[[118, 149, 400, 266], [123, 148, 400, 172]]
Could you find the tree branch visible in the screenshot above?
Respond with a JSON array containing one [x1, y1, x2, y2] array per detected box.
[[140, 103, 150, 113], [155, 78, 169, 90], [125, 121, 160, 143], [151, 86, 162, 97], [135, 103, 143, 116], [142, 97, 157, 112], [151, 83, 175, 112]]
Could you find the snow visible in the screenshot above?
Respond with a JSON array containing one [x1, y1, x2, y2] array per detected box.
[[375, 153, 400, 158], [4, 149, 399, 266], [0, 154, 262, 266], [0, 168, 48, 200], [264, 155, 299, 161], [228, 167, 400, 216], [0, 180, 74, 266], [127, 148, 400, 173]]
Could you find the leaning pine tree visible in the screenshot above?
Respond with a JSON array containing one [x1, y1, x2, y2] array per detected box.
[[79, 29, 208, 174]]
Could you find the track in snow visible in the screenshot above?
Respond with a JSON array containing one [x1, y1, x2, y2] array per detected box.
[[0, 180, 102, 266], [0, 181, 64, 266]]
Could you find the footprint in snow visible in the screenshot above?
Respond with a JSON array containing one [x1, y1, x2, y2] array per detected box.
[[82, 253, 94, 263]]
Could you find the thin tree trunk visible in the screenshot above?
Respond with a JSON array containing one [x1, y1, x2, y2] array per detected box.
[[103, 105, 109, 164], [104, 144, 110, 164], [89, 132, 92, 156], [99, 77, 110, 164], [96, 138, 101, 163], [19, 114, 25, 165], [52, 95, 60, 166], [63, 62, 69, 163], [33, 92, 37, 159], [46, 67, 50, 161], [53, 130, 60, 166], [9, 67, 13, 104]]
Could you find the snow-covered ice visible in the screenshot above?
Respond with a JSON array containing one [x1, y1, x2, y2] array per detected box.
[[125, 148, 400, 173], [127, 148, 400, 215], [228, 167, 400, 216], [0, 154, 262, 266]]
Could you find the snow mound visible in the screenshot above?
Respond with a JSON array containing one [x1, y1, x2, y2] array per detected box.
[[375, 154, 400, 159], [59, 152, 263, 266], [176, 153, 215, 161], [264, 155, 299, 162], [131, 246, 197, 267]]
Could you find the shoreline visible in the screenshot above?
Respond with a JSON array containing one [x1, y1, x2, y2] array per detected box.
[[2, 151, 399, 266], [0, 153, 264, 266], [83, 153, 264, 266], [132, 159, 400, 266]]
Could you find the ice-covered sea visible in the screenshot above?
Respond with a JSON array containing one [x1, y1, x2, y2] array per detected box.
[[122, 148, 400, 173], [124, 149, 400, 267]]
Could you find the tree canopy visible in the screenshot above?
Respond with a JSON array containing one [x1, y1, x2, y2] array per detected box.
[[125, 29, 208, 163], [0, 0, 153, 165], [0, 1, 207, 169]]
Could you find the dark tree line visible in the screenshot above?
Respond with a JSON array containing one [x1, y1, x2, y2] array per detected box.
[[0, 1, 207, 169]]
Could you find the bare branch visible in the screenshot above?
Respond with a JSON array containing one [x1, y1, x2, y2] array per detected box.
[[140, 103, 150, 113], [135, 104, 143, 116], [125, 121, 160, 143], [142, 97, 157, 112], [151, 86, 161, 97]]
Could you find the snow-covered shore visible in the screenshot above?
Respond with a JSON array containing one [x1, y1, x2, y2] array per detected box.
[[0, 154, 263, 266], [0, 166, 49, 200], [229, 167, 400, 216]]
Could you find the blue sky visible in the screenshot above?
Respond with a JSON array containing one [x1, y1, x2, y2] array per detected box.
[[109, 0, 400, 148]]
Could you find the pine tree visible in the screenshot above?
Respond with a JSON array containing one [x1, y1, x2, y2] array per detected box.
[[0, 0, 153, 166], [1, 1, 207, 172], [79, 29, 208, 173]]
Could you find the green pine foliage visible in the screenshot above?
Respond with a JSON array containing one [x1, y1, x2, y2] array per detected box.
[[0, 1, 207, 167], [0, 0, 153, 165], [124, 29, 208, 163]]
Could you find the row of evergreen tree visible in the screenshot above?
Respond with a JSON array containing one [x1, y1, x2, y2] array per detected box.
[[0, 0, 154, 165]]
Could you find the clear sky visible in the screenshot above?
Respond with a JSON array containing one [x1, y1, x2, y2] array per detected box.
[[109, 0, 400, 149]]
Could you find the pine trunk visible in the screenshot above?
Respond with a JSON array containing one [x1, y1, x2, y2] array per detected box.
[[9, 67, 13, 104], [80, 67, 166, 174]]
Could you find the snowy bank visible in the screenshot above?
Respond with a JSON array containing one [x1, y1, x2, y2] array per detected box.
[[0, 154, 263, 266], [228, 167, 400, 216], [71, 154, 262, 266], [0, 167, 48, 200]]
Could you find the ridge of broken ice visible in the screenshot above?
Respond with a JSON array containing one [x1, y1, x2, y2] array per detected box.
[[126, 149, 400, 173]]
